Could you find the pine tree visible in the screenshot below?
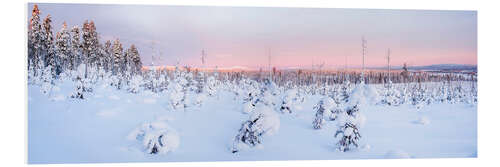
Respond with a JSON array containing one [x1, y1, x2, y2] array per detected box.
[[312, 97, 337, 129]]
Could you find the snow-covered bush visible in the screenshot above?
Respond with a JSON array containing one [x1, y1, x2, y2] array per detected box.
[[128, 75, 144, 93], [127, 121, 180, 155], [231, 105, 280, 153]]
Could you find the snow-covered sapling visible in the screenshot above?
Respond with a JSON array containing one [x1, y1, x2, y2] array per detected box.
[[335, 104, 362, 152], [312, 97, 337, 129], [127, 121, 180, 155], [232, 105, 280, 153], [280, 89, 298, 114], [128, 75, 144, 93]]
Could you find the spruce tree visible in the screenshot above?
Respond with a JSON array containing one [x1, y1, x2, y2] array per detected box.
[[55, 22, 71, 72], [28, 4, 43, 77], [42, 15, 56, 76], [70, 26, 81, 71], [112, 39, 123, 75], [103, 40, 113, 72]]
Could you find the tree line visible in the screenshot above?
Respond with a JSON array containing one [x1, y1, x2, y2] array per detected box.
[[27, 4, 143, 80]]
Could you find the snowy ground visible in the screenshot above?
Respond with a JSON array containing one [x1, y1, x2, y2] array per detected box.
[[27, 81, 477, 164]]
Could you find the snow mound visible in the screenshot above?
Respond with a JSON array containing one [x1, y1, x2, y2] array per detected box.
[[413, 116, 430, 125], [127, 121, 180, 155], [385, 150, 411, 159]]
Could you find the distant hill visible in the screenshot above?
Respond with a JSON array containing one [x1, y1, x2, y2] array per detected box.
[[371, 64, 477, 72], [407, 64, 477, 72]]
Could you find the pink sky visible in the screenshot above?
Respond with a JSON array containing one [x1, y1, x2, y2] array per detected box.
[[30, 4, 477, 68]]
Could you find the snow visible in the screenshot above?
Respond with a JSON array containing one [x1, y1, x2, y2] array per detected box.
[[413, 116, 431, 125], [27, 80, 477, 163], [385, 150, 411, 159], [143, 98, 157, 104]]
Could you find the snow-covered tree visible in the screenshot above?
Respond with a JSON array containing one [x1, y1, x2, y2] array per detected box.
[[340, 79, 351, 103], [42, 15, 57, 76], [128, 75, 144, 93], [279, 89, 298, 114], [55, 22, 71, 72], [168, 68, 188, 111], [127, 44, 142, 75], [195, 71, 206, 94], [112, 39, 123, 75], [381, 80, 399, 106], [241, 80, 261, 114], [71, 64, 89, 99], [231, 105, 280, 153], [103, 40, 113, 72], [70, 26, 81, 70], [127, 121, 180, 155], [205, 76, 218, 97], [28, 4, 44, 77], [40, 65, 54, 94], [335, 108, 362, 152], [312, 97, 337, 129], [334, 82, 370, 152], [410, 83, 426, 109]]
